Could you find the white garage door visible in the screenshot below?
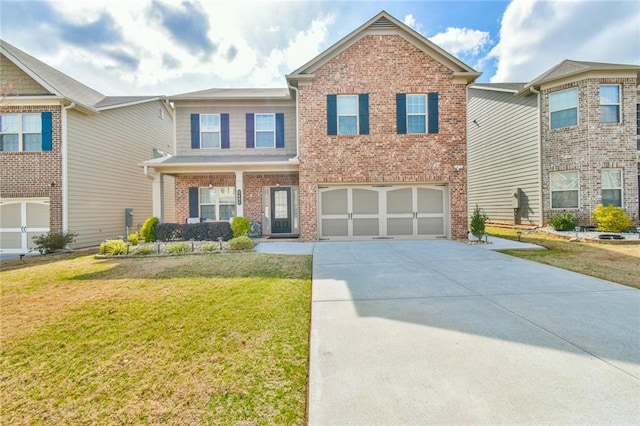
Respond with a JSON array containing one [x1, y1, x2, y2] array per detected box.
[[318, 185, 449, 240], [0, 198, 50, 253]]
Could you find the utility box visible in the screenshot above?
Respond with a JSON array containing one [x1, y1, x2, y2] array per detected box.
[[511, 188, 520, 209], [125, 208, 134, 227]]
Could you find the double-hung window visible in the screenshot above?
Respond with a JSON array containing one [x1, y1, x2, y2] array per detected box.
[[600, 85, 620, 123], [406, 94, 426, 134], [255, 113, 275, 148], [550, 171, 579, 209], [198, 186, 236, 221], [602, 169, 622, 207], [549, 88, 578, 129], [0, 113, 43, 152], [200, 114, 221, 148], [337, 95, 358, 135]]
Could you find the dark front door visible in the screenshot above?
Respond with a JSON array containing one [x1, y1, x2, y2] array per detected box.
[[271, 187, 292, 234]]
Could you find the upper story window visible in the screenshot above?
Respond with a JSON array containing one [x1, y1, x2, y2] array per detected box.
[[406, 94, 427, 134], [550, 170, 579, 209], [255, 113, 275, 148], [636, 103, 640, 151], [600, 85, 620, 123], [337, 95, 358, 135], [601, 169, 622, 208], [396, 93, 439, 134], [0, 113, 45, 152], [200, 114, 221, 148], [549, 88, 578, 130]]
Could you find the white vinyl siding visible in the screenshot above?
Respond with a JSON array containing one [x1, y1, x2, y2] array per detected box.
[[550, 171, 579, 209], [467, 87, 541, 225], [550, 88, 578, 129], [337, 95, 358, 135], [67, 101, 174, 248], [600, 85, 620, 123], [601, 169, 622, 207]]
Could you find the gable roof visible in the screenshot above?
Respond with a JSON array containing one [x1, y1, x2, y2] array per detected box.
[[169, 88, 291, 101], [286, 11, 481, 85], [520, 59, 640, 94], [1, 39, 105, 112], [470, 83, 527, 93], [94, 96, 167, 110]]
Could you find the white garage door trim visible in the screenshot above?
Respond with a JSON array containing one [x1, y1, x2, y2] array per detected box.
[[318, 184, 450, 240], [0, 198, 50, 253]]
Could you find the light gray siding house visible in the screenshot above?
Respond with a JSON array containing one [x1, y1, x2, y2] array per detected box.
[[0, 40, 175, 252]]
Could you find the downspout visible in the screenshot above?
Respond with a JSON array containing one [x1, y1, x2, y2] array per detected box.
[[61, 102, 75, 232], [529, 87, 543, 226], [287, 82, 299, 160]]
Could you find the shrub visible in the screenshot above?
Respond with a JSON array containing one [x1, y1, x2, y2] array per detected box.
[[548, 212, 578, 231], [128, 232, 139, 246], [167, 242, 191, 254], [32, 231, 78, 254], [155, 223, 184, 241], [228, 236, 254, 251], [201, 243, 220, 252], [133, 246, 155, 256], [140, 217, 159, 243], [469, 205, 488, 240], [231, 216, 251, 238], [156, 222, 233, 242], [99, 239, 128, 256], [592, 204, 632, 233]]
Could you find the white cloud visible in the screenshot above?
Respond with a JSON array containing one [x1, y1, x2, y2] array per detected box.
[[488, 0, 640, 82], [428, 27, 492, 56], [403, 14, 423, 34]]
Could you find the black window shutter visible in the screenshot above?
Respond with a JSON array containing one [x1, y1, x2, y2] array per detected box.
[[275, 113, 285, 148], [246, 113, 255, 148], [221, 113, 230, 149], [327, 94, 337, 135], [41, 111, 53, 151], [358, 94, 369, 135], [190, 114, 200, 149], [188, 187, 199, 218], [396, 93, 407, 134], [428, 92, 439, 134]]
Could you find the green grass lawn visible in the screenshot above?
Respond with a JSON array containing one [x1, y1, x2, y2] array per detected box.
[[1, 253, 312, 425], [487, 226, 640, 289]]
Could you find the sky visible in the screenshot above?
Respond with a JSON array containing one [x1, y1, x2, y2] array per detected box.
[[1, 0, 638, 96]]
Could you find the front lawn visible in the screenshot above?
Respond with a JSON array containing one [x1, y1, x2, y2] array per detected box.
[[487, 226, 640, 289], [1, 253, 312, 424]]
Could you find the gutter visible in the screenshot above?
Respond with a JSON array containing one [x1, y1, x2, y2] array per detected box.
[[287, 82, 300, 160], [61, 102, 75, 232], [528, 86, 544, 226]]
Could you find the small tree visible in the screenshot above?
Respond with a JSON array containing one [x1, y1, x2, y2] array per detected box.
[[469, 205, 489, 240]]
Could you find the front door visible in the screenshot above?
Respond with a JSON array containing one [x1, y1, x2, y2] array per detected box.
[[271, 187, 292, 234]]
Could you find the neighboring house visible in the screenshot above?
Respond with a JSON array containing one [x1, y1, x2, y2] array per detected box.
[[0, 40, 175, 253], [144, 11, 480, 241], [468, 60, 640, 227]]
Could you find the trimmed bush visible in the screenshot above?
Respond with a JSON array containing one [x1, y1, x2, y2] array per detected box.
[[469, 205, 488, 240], [133, 246, 155, 256], [228, 236, 254, 251], [592, 204, 632, 232], [167, 242, 191, 254], [156, 221, 233, 242], [99, 239, 128, 256], [548, 212, 578, 231], [140, 217, 159, 243], [128, 232, 139, 246], [32, 231, 78, 254], [231, 216, 251, 238]]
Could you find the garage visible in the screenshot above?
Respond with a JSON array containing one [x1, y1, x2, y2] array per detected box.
[[318, 184, 449, 240], [0, 198, 50, 253]]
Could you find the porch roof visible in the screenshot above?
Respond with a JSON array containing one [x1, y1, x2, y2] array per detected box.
[[141, 154, 299, 175]]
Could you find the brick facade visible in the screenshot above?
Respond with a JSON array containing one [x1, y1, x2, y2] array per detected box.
[[297, 34, 469, 240], [0, 105, 63, 233], [541, 78, 639, 225]]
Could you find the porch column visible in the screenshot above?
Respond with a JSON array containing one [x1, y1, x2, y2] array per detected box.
[[152, 172, 164, 221], [235, 171, 244, 217]]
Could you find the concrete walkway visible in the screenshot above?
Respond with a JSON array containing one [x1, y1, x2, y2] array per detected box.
[[308, 240, 640, 425]]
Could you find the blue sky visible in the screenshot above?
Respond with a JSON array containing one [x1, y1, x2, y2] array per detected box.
[[1, 0, 638, 96]]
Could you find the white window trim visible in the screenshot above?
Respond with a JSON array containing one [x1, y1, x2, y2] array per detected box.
[[199, 186, 236, 221], [601, 169, 623, 207], [200, 114, 221, 149], [549, 88, 578, 130], [550, 170, 580, 209], [406, 94, 427, 134], [599, 84, 621, 124], [337, 95, 359, 135], [255, 113, 276, 148], [0, 113, 42, 152]]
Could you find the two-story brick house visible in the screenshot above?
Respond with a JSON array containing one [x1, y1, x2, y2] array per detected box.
[[468, 60, 640, 227], [145, 11, 480, 241], [0, 40, 175, 253]]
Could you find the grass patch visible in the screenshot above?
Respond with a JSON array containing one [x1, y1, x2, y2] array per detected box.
[[1, 253, 312, 424], [487, 226, 640, 289]]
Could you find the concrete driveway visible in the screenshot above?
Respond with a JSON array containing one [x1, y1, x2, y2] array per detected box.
[[308, 240, 640, 425]]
